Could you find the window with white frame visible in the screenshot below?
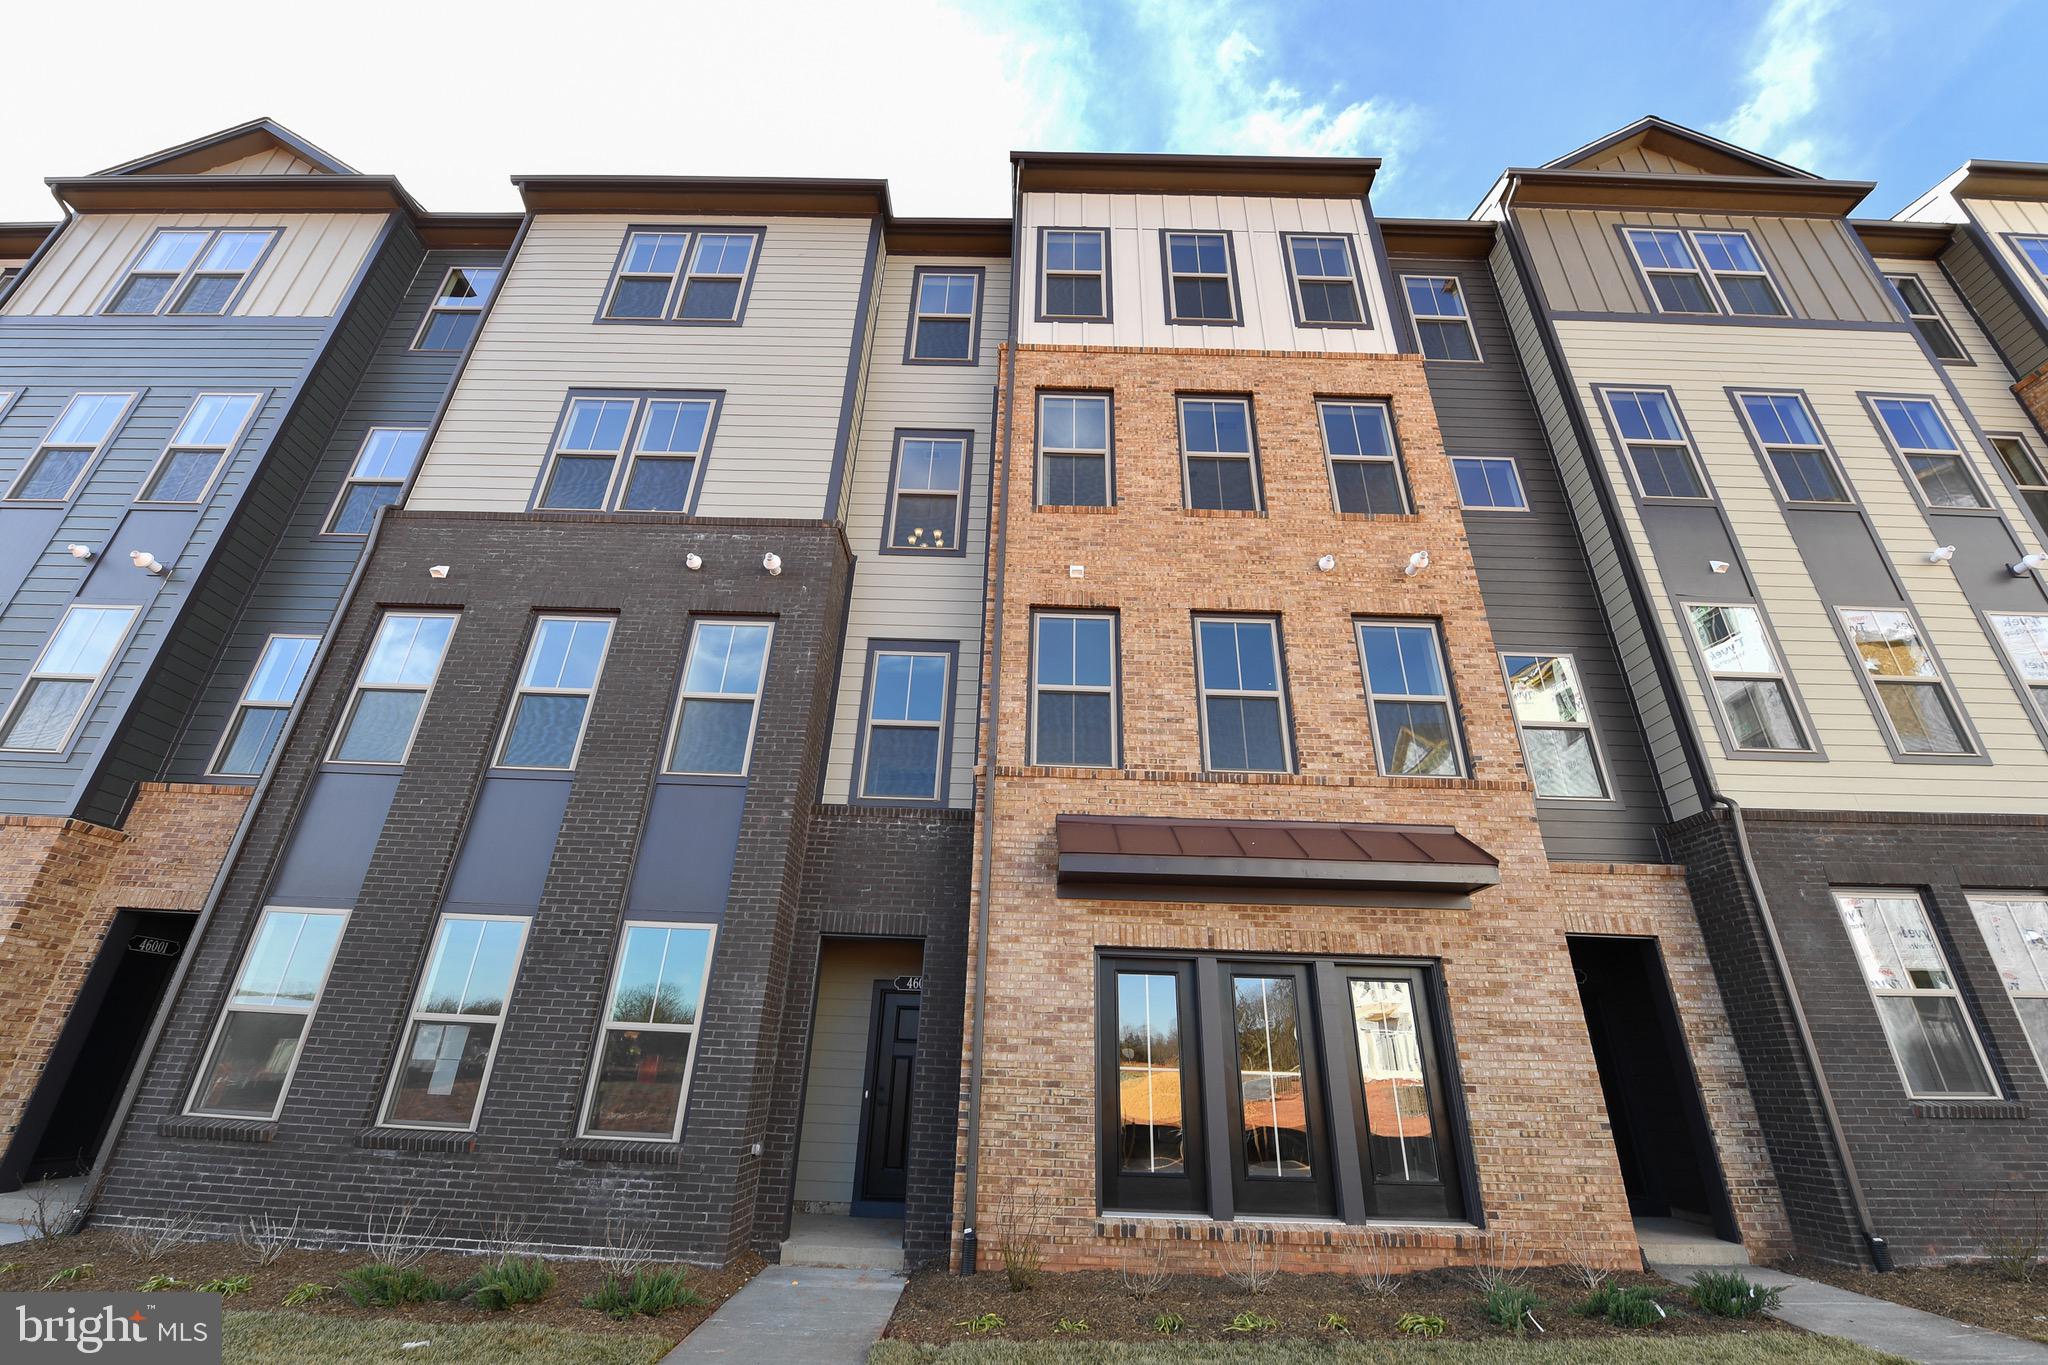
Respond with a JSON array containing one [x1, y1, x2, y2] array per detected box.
[[1284, 234, 1364, 325], [1685, 603, 1809, 752], [210, 634, 319, 777], [1041, 229, 1107, 319], [188, 907, 348, 1119], [1885, 274, 1967, 361], [859, 649, 951, 800], [496, 616, 613, 769], [139, 393, 261, 503], [1833, 890, 1997, 1099], [1692, 231, 1785, 316], [909, 269, 979, 361], [6, 392, 135, 501], [1319, 401, 1407, 514], [381, 914, 529, 1130], [1871, 397, 1988, 508], [1163, 231, 1237, 324], [1179, 397, 1259, 511], [0, 605, 137, 752], [604, 232, 688, 318], [106, 228, 275, 316], [1402, 275, 1481, 361], [581, 922, 716, 1140], [1032, 612, 1117, 767], [1502, 652, 1607, 798], [1736, 392, 1850, 503], [1195, 617, 1290, 773], [1624, 228, 1717, 314], [1358, 620, 1464, 778], [329, 613, 457, 764], [536, 393, 717, 513], [885, 433, 969, 552], [1989, 435, 2048, 528], [2014, 236, 2048, 285], [413, 265, 501, 350], [324, 428, 425, 535], [1987, 613, 2048, 723], [1037, 393, 1111, 507], [1965, 893, 2048, 1079], [1604, 389, 1707, 498], [666, 620, 773, 776], [1837, 607, 1971, 755], [1451, 455, 1527, 510], [677, 233, 757, 320]]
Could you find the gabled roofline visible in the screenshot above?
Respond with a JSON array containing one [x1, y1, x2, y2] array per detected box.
[[95, 117, 357, 177], [1495, 168, 1872, 217], [1945, 159, 2048, 201], [512, 175, 891, 218], [1542, 114, 1819, 180], [1012, 149, 1378, 197]]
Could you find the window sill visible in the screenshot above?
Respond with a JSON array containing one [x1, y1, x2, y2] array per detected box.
[[161, 1115, 276, 1144], [1910, 1100, 2028, 1121], [1098, 1213, 1482, 1244], [558, 1138, 687, 1165], [1182, 507, 1264, 520], [1034, 504, 1117, 515], [358, 1126, 479, 1153], [1335, 512, 1424, 523]]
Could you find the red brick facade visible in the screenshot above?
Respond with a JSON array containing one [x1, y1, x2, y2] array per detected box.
[[2016, 365, 2048, 442]]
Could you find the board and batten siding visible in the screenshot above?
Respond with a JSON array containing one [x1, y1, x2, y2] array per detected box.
[[1398, 250, 1666, 861], [199, 148, 324, 176], [1515, 208, 1897, 323], [3, 212, 386, 318], [1016, 191, 1397, 353], [1582, 146, 1709, 176], [1556, 317, 2048, 813], [791, 939, 922, 1210], [821, 254, 1004, 810], [407, 214, 874, 518]]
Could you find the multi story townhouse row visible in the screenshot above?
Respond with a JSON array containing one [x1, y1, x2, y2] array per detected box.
[[0, 115, 2042, 1276]]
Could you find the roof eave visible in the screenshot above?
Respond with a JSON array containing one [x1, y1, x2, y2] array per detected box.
[[1500, 168, 1873, 216], [46, 173, 426, 219], [1012, 149, 1378, 197], [513, 175, 891, 218]]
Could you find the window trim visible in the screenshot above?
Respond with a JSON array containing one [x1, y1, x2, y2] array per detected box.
[[850, 639, 958, 806], [134, 391, 263, 505], [1096, 957, 1205, 1214], [1982, 608, 2048, 746], [1831, 888, 2001, 1102], [3, 391, 140, 504], [903, 265, 985, 366], [1688, 228, 1788, 317], [1192, 614, 1293, 775], [206, 633, 320, 778], [1830, 604, 1981, 763], [325, 611, 460, 768], [1355, 617, 1468, 780], [1727, 388, 1857, 508], [411, 264, 502, 350], [1884, 271, 1969, 363], [1987, 431, 2048, 538], [1862, 392, 1995, 514], [1029, 610, 1121, 769], [1399, 273, 1483, 362], [185, 905, 351, 1121], [1964, 890, 2048, 1083], [376, 912, 532, 1132], [1034, 391, 1114, 508], [594, 226, 766, 328], [1035, 226, 1112, 323], [1317, 399, 1410, 516], [663, 617, 776, 778], [491, 615, 616, 772], [1620, 226, 1720, 316], [1677, 599, 1819, 758], [879, 428, 972, 558], [1280, 232, 1370, 330], [1176, 395, 1263, 513], [2004, 233, 2048, 290], [0, 603, 141, 755], [576, 919, 720, 1143], [1498, 649, 1614, 802], [1593, 385, 1714, 503], [1449, 454, 1529, 512], [101, 226, 280, 318], [530, 389, 723, 515], [321, 426, 427, 537], [1158, 229, 1243, 327]]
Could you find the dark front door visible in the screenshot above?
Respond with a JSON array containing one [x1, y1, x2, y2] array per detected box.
[[854, 986, 919, 1215]]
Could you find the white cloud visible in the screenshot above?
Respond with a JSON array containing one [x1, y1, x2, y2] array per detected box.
[[1715, 0, 1844, 170]]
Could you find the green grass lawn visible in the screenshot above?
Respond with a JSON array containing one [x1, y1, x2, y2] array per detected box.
[[224, 1311, 678, 1364], [870, 1338, 1909, 1364]]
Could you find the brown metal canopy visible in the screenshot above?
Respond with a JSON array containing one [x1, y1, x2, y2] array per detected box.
[[1055, 814, 1499, 895]]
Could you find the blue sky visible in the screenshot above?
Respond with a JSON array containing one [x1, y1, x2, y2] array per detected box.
[[0, 0, 2029, 222]]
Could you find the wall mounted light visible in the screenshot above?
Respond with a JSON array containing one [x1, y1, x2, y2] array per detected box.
[[1402, 550, 1430, 577], [762, 552, 782, 576], [129, 550, 167, 577], [2012, 553, 2048, 577], [1926, 545, 1956, 564], [428, 565, 451, 580], [1709, 560, 1730, 574], [1316, 554, 1337, 573], [66, 543, 94, 561], [685, 552, 703, 571], [1068, 563, 1084, 579]]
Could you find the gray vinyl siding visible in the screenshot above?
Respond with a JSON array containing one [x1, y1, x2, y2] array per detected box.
[[1942, 230, 2048, 380], [1963, 197, 2048, 359], [1399, 251, 1666, 861], [1489, 233, 1705, 820], [163, 236, 497, 782]]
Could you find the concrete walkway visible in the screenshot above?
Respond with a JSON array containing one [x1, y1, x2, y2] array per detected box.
[[0, 1178, 87, 1246], [1652, 1261, 2048, 1365], [661, 1266, 904, 1364]]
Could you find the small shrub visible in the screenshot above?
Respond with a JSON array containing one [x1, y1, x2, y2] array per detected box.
[[1984, 1194, 2046, 1284], [1120, 1244, 1170, 1299], [1688, 1269, 1782, 1319], [1224, 1243, 1276, 1295], [1577, 1282, 1664, 1328], [468, 1255, 554, 1311], [117, 1214, 203, 1262], [955, 1312, 1004, 1335], [1470, 1231, 1531, 1298], [1397, 1312, 1448, 1338], [1223, 1311, 1278, 1333], [1319, 1311, 1351, 1334], [199, 1274, 253, 1298], [1483, 1283, 1544, 1335], [582, 1266, 704, 1320], [239, 1209, 301, 1268], [1052, 1317, 1090, 1334], [282, 1283, 328, 1307], [362, 1201, 436, 1271], [338, 1263, 460, 1308], [1356, 1226, 1396, 1296], [1151, 1311, 1185, 1335], [137, 1274, 184, 1292], [999, 1236, 1041, 1292], [42, 1264, 93, 1289], [595, 1217, 654, 1281]]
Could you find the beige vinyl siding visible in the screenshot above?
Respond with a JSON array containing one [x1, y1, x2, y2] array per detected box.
[[2, 212, 385, 317], [1875, 255, 2044, 450], [1557, 317, 2048, 813], [1516, 208, 1897, 323], [792, 940, 923, 1211], [199, 148, 324, 176], [1017, 191, 1396, 353], [408, 213, 872, 517], [821, 254, 1004, 809], [1962, 197, 2048, 324]]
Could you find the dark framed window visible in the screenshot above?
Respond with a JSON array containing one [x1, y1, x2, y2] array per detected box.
[[856, 645, 953, 803], [883, 431, 970, 554], [1099, 960, 1203, 1212], [1885, 273, 1967, 361], [1283, 234, 1365, 326], [1734, 391, 1850, 504], [1451, 455, 1527, 510], [1602, 388, 1708, 499], [1040, 228, 1109, 320], [1683, 602, 1810, 753], [137, 392, 261, 503], [1194, 616, 1290, 773], [105, 227, 277, 316], [323, 428, 426, 536], [1357, 620, 1465, 778], [1037, 393, 1111, 507], [1836, 607, 1973, 757], [1692, 230, 1785, 316], [604, 232, 687, 318], [535, 391, 719, 513], [1624, 228, 1717, 314], [1990, 434, 2048, 528], [1318, 400, 1407, 514], [1162, 231, 1239, 324], [1401, 274, 1481, 361], [600, 229, 761, 324], [1178, 397, 1260, 511], [413, 265, 501, 349], [907, 268, 981, 362], [1031, 612, 1117, 767], [677, 233, 759, 321], [1869, 396, 1989, 510]]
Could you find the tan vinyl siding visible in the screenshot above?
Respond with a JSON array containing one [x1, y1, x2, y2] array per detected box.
[[1962, 196, 2048, 327], [199, 148, 324, 176], [792, 940, 922, 1210], [1943, 232, 2048, 380], [1556, 317, 2048, 812], [408, 213, 872, 517], [1017, 191, 1396, 353], [1515, 207, 1897, 323], [1584, 146, 1710, 175], [1875, 255, 2043, 448], [822, 254, 1004, 809], [2, 212, 384, 317]]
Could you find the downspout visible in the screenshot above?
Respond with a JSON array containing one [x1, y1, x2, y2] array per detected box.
[[958, 162, 1023, 1275]]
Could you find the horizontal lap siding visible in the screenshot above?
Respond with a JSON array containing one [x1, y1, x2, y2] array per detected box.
[[407, 214, 872, 518], [1943, 221, 2048, 380], [1966, 198, 2048, 334]]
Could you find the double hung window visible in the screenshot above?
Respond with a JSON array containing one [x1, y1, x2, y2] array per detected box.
[[1834, 891, 1997, 1099], [330, 613, 457, 764], [188, 908, 348, 1119], [666, 621, 773, 776], [496, 617, 613, 769], [1179, 398, 1259, 511], [382, 915, 529, 1130], [0, 605, 137, 752], [414, 266, 501, 349], [582, 923, 717, 1140], [1685, 603, 1809, 752], [1031, 612, 1117, 767], [1502, 652, 1607, 798], [1037, 394, 1111, 507], [1871, 397, 1988, 509], [211, 635, 319, 776], [107, 228, 275, 316], [1319, 401, 1407, 515], [1194, 618, 1289, 773], [1837, 608, 1971, 755], [1402, 274, 1480, 360], [139, 393, 261, 503], [1358, 621, 1464, 778]]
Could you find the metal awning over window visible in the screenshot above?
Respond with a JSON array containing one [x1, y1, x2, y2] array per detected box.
[[1055, 814, 1499, 896]]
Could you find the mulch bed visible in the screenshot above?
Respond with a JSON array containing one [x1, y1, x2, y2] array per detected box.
[[884, 1265, 1797, 1344], [1781, 1257, 2048, 1345], [0, 1227, 761, 1340]]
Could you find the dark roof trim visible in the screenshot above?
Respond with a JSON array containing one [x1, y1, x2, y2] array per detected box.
[[415, 214, 524, 250], [885, 217, 1011, 257], [1055, 814, 1499, 895], [1542, 115, 1818, 181], [95, 117, 356, 177], [514, 175, 890, 217], [0, 222, 58, 258], [1949, 160, 2048, 200], [1852, 219, 1955, 260], [48, 173, 425, 217], [1013, 150, 1378, 197], [1380, 218, 1496, 258], [1502, 169, 1872, 216]]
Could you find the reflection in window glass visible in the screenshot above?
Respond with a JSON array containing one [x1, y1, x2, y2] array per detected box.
[[1351, 978, 1440, 1184], [668, 622, 773, 775], [1966, 895, 2048, 1080], [384, 916, 528, 1129], [191, 908, 347, 1118], [1032, 614, 1116, 767], [1358, 622, 1462, 777], [861, 651, 949, 799], [1233, 975, 1309, 1180], [1196, 618, 1288, 772], [1835, 892, 1995, 1098], [1116, 973, 1185, 1174], [1686, 604, 1808, 752], [583, 924, 715, 1138]]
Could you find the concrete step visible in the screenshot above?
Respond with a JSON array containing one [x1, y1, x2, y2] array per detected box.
[[779, 1214, 905, 1271], [1636, 1215, 1750, 1266]]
